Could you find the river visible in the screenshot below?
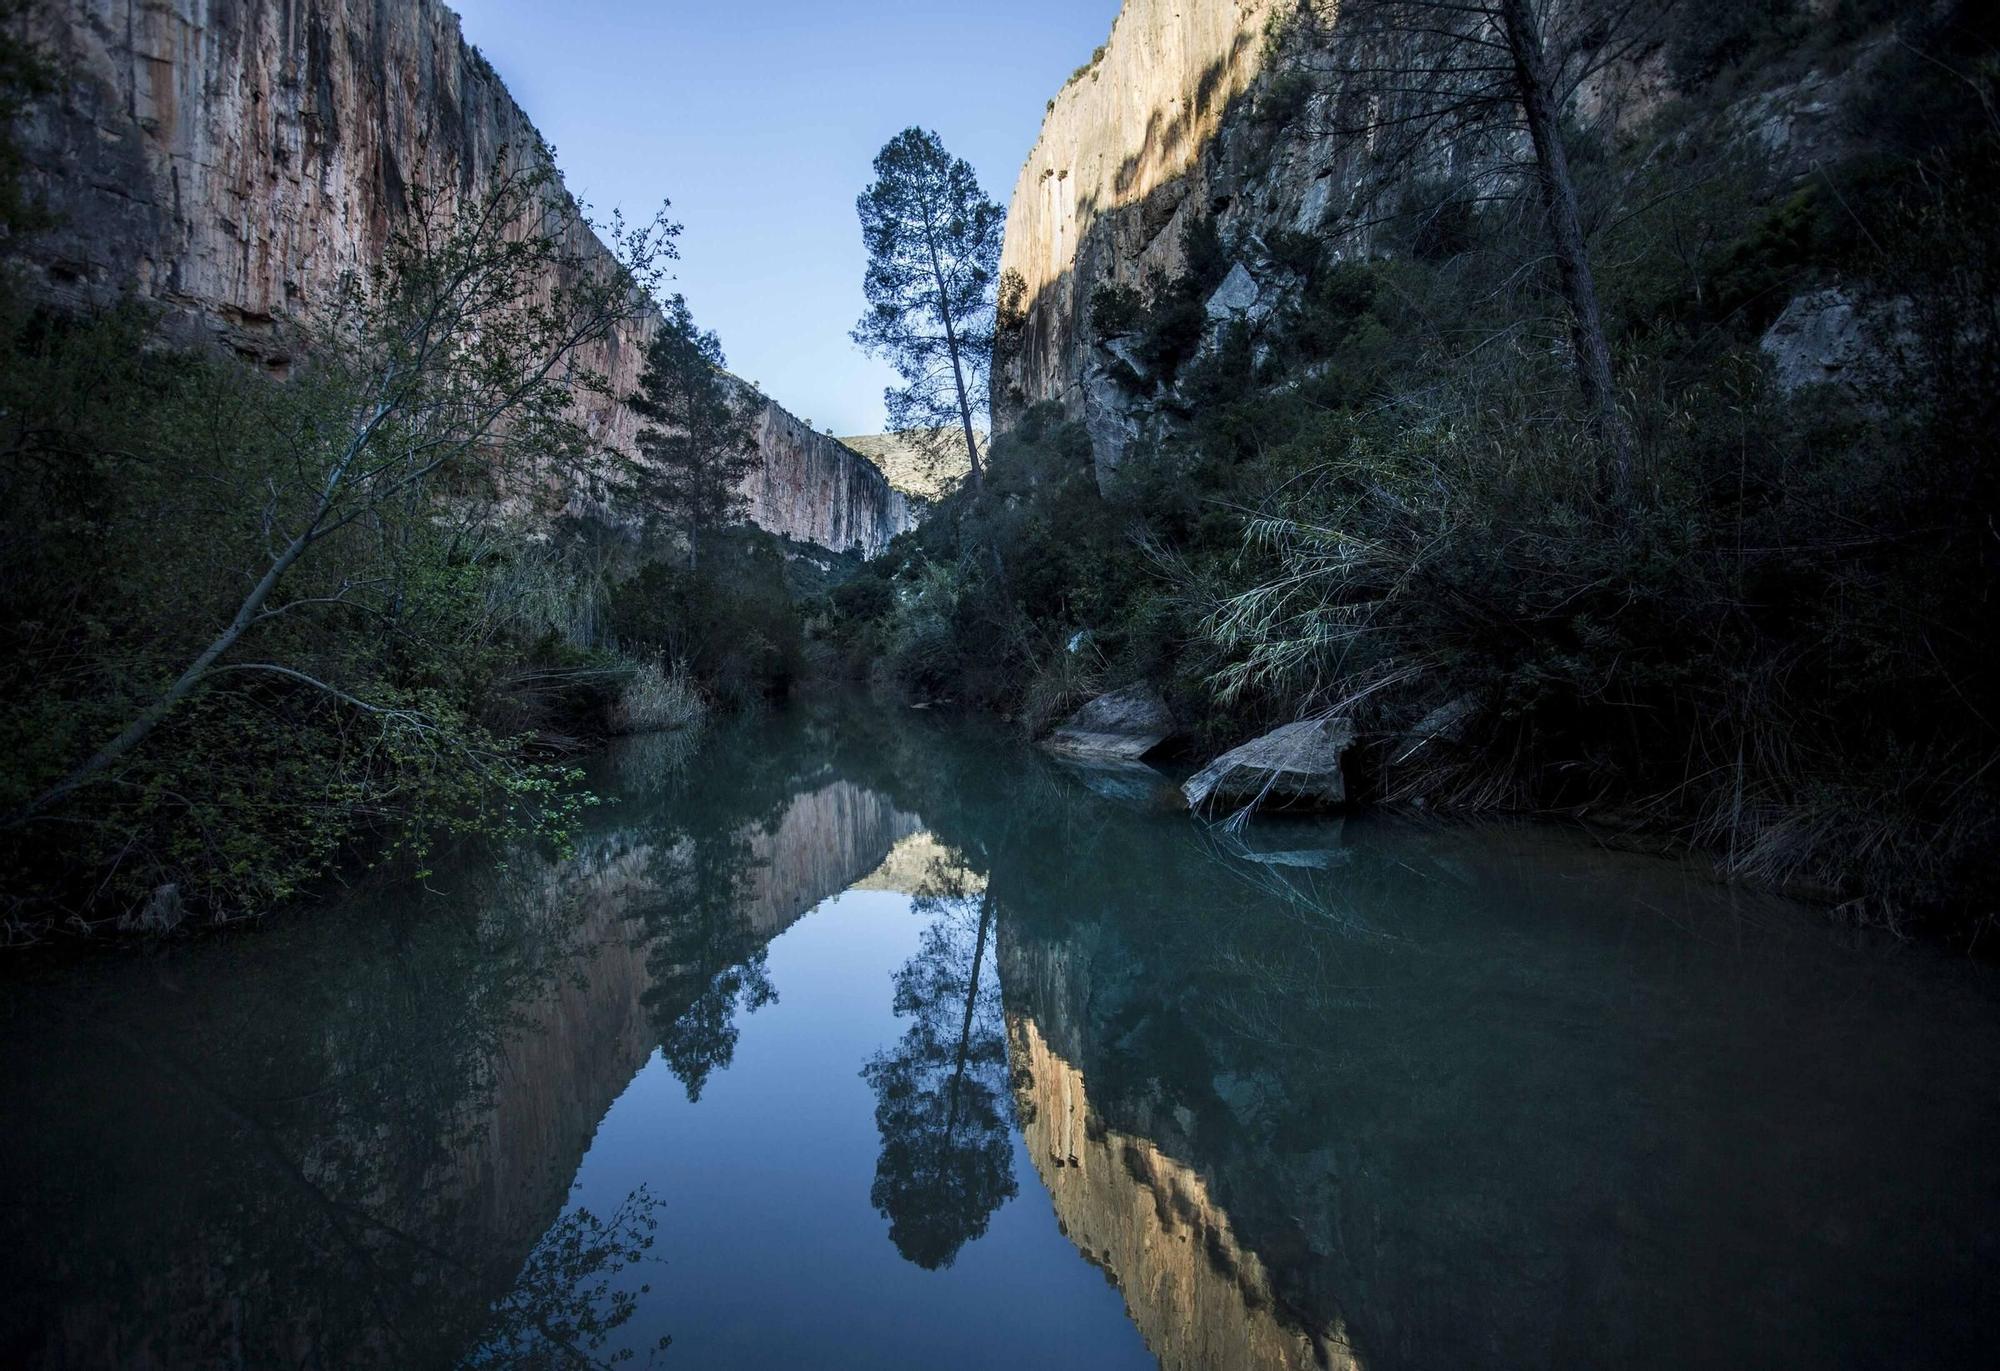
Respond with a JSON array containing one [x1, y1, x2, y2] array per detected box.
[[3, 700, 1997, 1369]]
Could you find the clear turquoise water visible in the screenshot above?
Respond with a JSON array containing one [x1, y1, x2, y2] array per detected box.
[[3, 701, 1997, 1369]]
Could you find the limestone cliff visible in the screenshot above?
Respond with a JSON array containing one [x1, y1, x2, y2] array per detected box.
[[13, 0, 911, 554], [994, 0, 1863, 481], [996, 0, 1289, 470]]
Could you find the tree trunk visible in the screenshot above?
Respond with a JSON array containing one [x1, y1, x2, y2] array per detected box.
[[5, 530, 311, 827], [941, 893, 995, 1138], [922, 216, 985, 493], [1497, 0, 1636, 503]]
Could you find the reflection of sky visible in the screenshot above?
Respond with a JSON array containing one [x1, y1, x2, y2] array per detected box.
[[561, 887, 1155, 1369], [450, 1, 1125, 438]]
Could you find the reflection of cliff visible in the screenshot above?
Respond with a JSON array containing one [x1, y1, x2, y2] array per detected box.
[[739, 780, 923, 934], [15, 0, 910, 553], [853, 830, 988, 897], [1, 755, 918, 1367], [1010, 1016, 1359, 1371]]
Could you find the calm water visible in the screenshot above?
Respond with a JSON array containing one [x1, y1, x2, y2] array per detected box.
[[4, 701, 1998, 1369]]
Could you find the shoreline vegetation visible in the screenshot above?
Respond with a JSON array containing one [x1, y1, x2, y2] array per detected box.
[[0, 11, 814, 941], [818, 1, 1999, 942], [1, 0, 1995, 944]]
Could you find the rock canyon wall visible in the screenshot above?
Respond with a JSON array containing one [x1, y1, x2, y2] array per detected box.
[[14, 0, 911, 554], [995, 0, 1842, 481], [995, 0, 1289, 471]]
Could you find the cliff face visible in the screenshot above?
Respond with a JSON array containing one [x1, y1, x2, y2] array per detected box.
[[994, 0, 1849, 482], [744, 402, 913, 557], [14, 0, 911, 554], [995, 0, 1288, 471]]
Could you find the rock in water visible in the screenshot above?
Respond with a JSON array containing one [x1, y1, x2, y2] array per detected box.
[[1044, 687, 1175, 761], [1184, 717, 1356, 815]]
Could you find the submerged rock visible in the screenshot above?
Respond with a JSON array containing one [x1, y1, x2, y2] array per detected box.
[[1044, 687, 1175, 761], [1184, 717, 1356, 815], [1050, 756, 1184, 811]]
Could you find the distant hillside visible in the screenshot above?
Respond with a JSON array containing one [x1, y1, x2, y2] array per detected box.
[[837, 432, 981, 503]]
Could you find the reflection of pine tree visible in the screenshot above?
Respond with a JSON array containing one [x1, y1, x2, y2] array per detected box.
[[862, 858, 1017, 1269], [640, 827, 777, 1102]]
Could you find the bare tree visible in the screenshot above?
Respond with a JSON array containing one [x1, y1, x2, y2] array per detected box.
[[1287, 0, 1674, 499]]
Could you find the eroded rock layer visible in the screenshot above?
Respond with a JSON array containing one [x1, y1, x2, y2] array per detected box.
[[15, 0, 910, 554], [995, 0, 1286, 460]]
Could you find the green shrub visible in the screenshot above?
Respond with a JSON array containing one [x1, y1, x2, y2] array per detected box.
[[1090, 282, 1145, 340], [610, 528, 806, 708]]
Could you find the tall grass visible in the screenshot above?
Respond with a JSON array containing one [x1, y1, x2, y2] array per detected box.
[[605, 661, 708, 736]]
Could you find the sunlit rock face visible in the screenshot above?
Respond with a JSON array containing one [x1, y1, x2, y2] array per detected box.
[[743, 401, 913, 558], [995, 0, 1285, 465], [1010, 1016, 1360, 1371], [14, 0, 911, 554], [991, 1, 1715, 483]]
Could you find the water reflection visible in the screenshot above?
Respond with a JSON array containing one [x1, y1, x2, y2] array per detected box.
[[466, 1188, 669, 1369], [862, 853, 1016, 1269], [0, 709, 927, 1368], [4, 702, 1999, 1369]]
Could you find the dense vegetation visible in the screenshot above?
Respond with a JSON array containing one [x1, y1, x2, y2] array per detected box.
[[0, 25, 810, 937], [829, 1, 1999, 932]]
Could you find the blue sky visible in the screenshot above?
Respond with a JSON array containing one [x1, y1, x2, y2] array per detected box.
[[451, 1, 1122, 436]]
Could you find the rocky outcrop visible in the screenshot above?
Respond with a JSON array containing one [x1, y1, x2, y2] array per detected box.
[[837, 431, 977, 503], [1759, 287, 1916, 397], [995, 0, 1288, 474], [743, 401, 912, 557], [13, 0, 910, 554], [1043, 685, 1175, 761], [1184, 716, 1355, 814], [994, 1, 1853, 483]]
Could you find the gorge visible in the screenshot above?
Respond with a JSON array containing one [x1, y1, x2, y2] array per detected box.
[[2, 0, 1998, 1366], [12, 0, 913, 555]]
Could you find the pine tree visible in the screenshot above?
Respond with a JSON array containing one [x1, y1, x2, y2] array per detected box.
[[853, 128, 1004, 494], [628, 295, 760, 569]]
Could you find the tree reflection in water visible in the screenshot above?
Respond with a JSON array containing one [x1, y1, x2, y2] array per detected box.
[[862, 852, 1018, 1269], [466, 1185, 670, 1369], [640, 825, 777, 1102]]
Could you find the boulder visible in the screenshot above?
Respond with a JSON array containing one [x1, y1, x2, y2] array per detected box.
[[1043, 687, 1175, 761], [1184, 717, 1356, 815], [1393, 695, 1480, 764], [1759, 288, 1913, 395]]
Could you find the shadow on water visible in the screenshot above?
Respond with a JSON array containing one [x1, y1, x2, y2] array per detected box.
[[3, 697, 1998, 1369]]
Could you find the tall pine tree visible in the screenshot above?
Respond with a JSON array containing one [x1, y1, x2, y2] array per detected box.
[[852, 128, 1003, 494], [628, 295, 760, 569]]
